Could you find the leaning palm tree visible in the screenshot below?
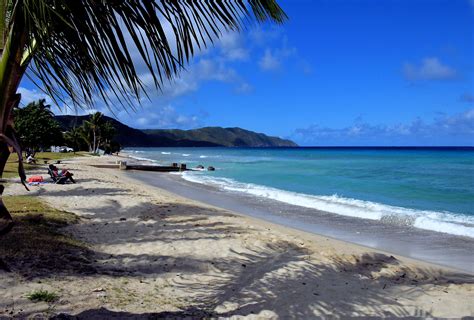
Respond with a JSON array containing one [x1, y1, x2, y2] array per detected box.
[[0, 1, 286, 234]]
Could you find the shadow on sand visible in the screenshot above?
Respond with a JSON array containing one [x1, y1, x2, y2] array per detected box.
[[2, 182, 472, 319]]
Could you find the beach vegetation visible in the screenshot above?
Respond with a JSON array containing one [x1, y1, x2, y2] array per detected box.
[[63, 112, 119, 154], [79, 112, 118, 154], [13, 99, 64, 156], [26, 289, 59, 303], [84, 112, 103, 154], [63, 126, 85, 154], [0, 0, 286, 235]]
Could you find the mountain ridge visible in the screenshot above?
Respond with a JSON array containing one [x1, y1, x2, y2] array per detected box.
[[54, 115, 298, 148]]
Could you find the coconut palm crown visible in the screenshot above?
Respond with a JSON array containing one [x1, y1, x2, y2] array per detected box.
[[0, 0, 287, 234]]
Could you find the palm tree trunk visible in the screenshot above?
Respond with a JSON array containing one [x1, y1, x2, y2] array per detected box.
[[97, 137, 101, 153], [0, 140, 12, 235], [0, 8, 29, 235], [92, 129, 96, 154], [0, 96, 23, 235]]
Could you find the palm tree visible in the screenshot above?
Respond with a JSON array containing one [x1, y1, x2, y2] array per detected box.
[[84, 112, 104, 154], [30, 99, 53, 116], [0, 1, 286, 234], [100, 121, 117, 153], [64, 126, 84, 154], [78, 122, 93, 153]]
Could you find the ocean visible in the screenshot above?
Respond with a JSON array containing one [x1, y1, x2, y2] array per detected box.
[[126, 147, 474, 238]]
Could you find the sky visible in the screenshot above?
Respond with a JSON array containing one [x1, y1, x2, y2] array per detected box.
[[18, 0, 474, 146]]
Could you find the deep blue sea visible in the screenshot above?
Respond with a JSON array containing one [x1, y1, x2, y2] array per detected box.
[[125, 147, 474, 238]]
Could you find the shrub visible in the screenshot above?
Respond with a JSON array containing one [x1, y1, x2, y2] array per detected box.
[[26, 289, 59, 303]]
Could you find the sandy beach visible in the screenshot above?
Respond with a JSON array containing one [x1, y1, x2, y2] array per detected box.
[[1, 155, 473, 319]]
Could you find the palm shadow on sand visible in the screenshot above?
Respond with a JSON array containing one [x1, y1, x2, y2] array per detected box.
[[2, 184, 472, 319]]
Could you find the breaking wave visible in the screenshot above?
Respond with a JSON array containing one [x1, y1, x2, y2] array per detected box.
[[181, 172, 474, 238]]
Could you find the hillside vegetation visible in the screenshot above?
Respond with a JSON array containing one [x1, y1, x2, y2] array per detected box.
[[55, 115, 297, 148]]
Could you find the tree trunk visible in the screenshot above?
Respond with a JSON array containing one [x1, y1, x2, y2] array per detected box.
[[0, 8, 30, 235], [92, 130, 96, 154], [0, 95, 26, 235], [0, 140, 12, 235]]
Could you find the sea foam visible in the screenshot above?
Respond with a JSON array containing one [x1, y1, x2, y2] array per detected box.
[[127, 155, 157, 163], [181, 172, 474, 238]]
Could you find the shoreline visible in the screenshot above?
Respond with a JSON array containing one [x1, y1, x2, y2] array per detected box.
[[121, 151, 474, 274], [1, 154, 473, 318], [125, 169, 474, 274], [123, 171, 463, 273]]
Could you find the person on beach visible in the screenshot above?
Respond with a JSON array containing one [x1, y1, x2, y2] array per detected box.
[[48, 164, 75, 183], [26, 155, 36, 164]]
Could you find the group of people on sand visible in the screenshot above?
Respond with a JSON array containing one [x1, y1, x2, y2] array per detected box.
[[24, 152, 76, 184]]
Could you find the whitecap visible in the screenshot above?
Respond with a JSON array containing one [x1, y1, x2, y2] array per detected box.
[[180, 172, 474, 238], [127, 155, 156, 163]]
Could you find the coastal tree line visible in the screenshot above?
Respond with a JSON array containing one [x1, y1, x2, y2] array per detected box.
[[14, 99, 119, 156]]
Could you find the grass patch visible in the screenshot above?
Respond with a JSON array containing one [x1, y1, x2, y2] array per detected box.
[[26, 289, 59, 303], [4, 195, 79, 226], [3, 151, 87, 179], [0, 196, 91, 277]]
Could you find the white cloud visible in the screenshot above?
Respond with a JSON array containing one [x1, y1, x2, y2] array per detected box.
[[218, 32, 249, 61], [145, 58, 240, 100], [196, 59, 238, 82], [259, 37, 297, 72], [249, 26, 283, 46], [403, 57, 457, 81], [293, 109, 474, 146], [125, 104, 203, 129], [17, 87, 51, 106], [259, 49, 281, 71]]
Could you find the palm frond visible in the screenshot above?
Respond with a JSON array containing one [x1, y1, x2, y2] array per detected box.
[[18, 0, 287, 110]]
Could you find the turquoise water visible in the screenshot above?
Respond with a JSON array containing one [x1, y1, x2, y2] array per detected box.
[[125, 147, 474, 237]]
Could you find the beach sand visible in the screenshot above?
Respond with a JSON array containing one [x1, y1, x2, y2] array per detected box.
[[1, 155, 472, 319]]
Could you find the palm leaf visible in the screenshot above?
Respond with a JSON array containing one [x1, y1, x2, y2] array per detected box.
[[18, 0, 287, 110]]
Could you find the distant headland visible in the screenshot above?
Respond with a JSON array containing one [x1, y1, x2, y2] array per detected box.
[[54, 115, 298, 148]]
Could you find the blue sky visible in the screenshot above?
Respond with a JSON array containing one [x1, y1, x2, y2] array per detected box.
[[19, 0, 474, 146]]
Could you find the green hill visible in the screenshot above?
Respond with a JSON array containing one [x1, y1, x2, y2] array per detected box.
[[55, 115, 298, 148], [144, 127, 297, 147]]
